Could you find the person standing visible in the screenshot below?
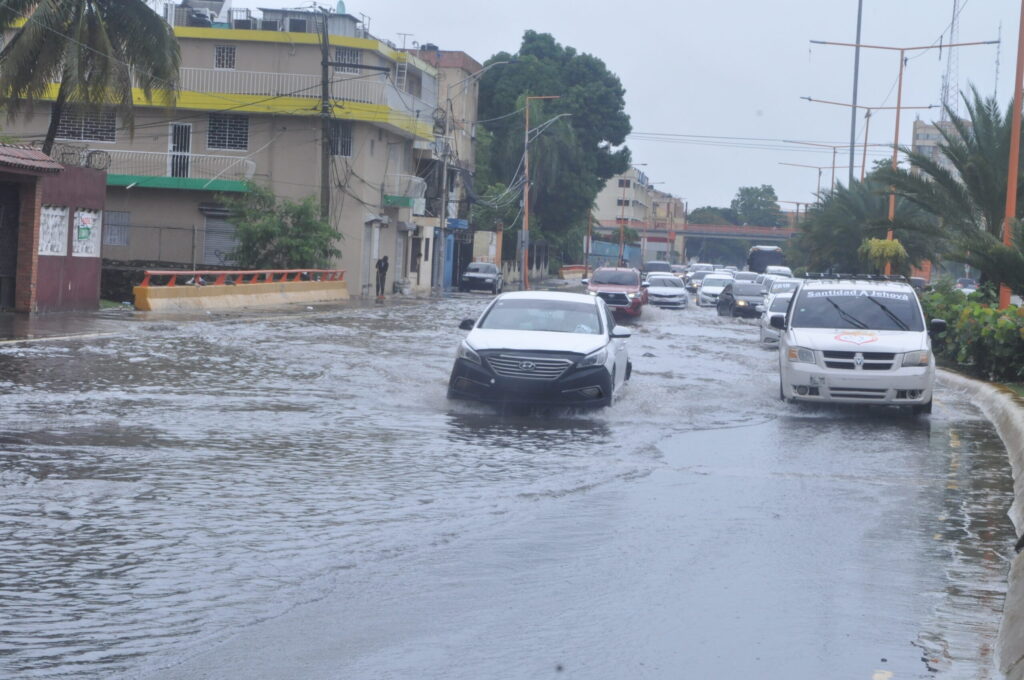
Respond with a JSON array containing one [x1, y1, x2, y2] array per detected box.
[[375, 255, 389, 298]]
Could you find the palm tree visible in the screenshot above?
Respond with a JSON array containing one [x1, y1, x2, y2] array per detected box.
[[880, 86, 1024, 291], [0, 0, 180, 155]]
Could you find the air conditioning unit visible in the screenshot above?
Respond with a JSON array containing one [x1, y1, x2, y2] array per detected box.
[[233, 18, 253, 29]]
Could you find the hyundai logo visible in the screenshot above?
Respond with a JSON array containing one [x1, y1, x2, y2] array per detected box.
[[519, 360, 537, 371]]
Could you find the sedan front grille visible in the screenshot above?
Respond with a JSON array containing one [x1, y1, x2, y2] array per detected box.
[[486, 354, 574, 380]]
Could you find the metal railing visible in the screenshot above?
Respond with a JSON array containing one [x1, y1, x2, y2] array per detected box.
[[138, 269, 346, 287], [95, 150, 256, 181], [383, 173, 427, 199]]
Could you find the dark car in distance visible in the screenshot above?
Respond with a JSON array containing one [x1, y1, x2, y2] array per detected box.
[[716, 282, 765, 318], [459, 262, 503, 294]]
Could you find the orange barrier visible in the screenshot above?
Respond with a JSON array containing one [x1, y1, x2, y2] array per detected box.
[[138, 269, 346, 287], [559, 264, 589, 279]]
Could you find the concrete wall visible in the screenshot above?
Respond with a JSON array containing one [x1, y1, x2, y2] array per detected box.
[[939, 370, 1024, 679]]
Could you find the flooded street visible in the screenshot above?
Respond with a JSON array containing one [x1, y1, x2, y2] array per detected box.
[[0, 295, 1015, 679]]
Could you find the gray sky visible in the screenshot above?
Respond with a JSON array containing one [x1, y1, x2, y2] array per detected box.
[[238, 0, 1017, 210]]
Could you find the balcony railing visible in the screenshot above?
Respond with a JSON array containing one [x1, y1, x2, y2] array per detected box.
[[177, 68, 435, 122], [383, 173, 427, 199], [96, 150, 256, 182]]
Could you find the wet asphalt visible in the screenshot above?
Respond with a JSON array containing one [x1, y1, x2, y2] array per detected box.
[[0, 293, 1014, 679]]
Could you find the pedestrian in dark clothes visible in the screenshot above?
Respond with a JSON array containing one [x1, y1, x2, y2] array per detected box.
[[375, 255, 389, 297]]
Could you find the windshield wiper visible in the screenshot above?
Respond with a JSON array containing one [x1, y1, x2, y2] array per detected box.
[[865, 296, 909, 331], [824, 296, 868, 329]]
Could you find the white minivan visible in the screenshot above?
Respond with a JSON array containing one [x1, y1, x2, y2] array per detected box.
[[772, 277, 947, 414]]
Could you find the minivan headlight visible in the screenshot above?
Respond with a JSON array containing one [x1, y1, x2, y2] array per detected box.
[[902, 350, 931, 367], [786, 347, 815, 364], [457, 341, 481, 365], [578, 347, 608, 368]]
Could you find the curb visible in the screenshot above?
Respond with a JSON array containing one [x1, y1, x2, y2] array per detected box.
[[938, 369, 1024, 679]]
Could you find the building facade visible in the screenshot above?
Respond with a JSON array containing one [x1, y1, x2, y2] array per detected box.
[[593, 168, 683, 264], [4, 1, 483, 297]]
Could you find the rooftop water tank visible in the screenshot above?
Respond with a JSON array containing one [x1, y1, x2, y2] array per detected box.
[[337, 1, 345, 13]]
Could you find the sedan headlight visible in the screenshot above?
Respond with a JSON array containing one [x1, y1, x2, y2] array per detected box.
[[736, 300, 748, 306], [457, 341, 481, 365], [786, 347, 815, 364], [577, 347, 608, 368], [902, 350, 931, 367], [587, 290, 599, 296], [626, 292, 639, 299]]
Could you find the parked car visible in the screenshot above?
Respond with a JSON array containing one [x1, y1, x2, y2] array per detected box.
[[773, 277, 946, 414], [458, 262, 503, 294], [696, 273, 735, 307], [716, 281, 766, 318], [645, 275, 689, 309], [583, 267, 646, 317], [758, 293, 793, 345], [447, 291, 631, 408]]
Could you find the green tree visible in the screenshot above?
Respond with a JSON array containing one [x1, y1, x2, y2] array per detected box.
[[221, 183, 341, 269], [880, 87, 1024, 291], [788, 177, 943, 274], [730, 185, 786, 226], [687, 205, 738, 225], [0, 0, 180, 154], [477, 31, 631, 253]]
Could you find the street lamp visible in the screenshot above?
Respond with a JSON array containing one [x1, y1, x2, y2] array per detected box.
[[435, 60, 511, 294], [810, 37, 997, 272]]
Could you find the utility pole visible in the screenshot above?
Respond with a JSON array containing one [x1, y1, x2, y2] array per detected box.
[[1000, 0, 1024, 309], [319, 8, 331, 221], [521, 95, 559, 290], [849, 0, 863, 187]]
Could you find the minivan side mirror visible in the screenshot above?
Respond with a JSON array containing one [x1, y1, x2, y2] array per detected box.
[[770, 315, 786, 330], [459, 318, 475, 330], [930, 318, 947, 334]]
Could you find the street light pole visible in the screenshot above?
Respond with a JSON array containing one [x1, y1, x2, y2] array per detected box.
[[1000, 0, 1024, 309], [521, 94, 560, 290], [849, 0, 863, 187]]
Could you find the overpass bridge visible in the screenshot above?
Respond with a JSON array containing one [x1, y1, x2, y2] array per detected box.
[[595, 221, 797, 242]]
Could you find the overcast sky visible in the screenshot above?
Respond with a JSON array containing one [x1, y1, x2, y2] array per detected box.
[[237, 0, 1017, 210]]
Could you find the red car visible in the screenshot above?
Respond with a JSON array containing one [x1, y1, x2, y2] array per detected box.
[[584, 267, 647, 317]]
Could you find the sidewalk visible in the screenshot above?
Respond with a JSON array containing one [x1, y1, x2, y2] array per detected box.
[[0, 309, 140, 343]]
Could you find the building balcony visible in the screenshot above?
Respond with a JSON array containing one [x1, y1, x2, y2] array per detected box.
[[92, 149, 256, 192]]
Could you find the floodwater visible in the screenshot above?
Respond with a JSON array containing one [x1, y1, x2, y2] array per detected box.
[[0, 295, 1014, 679]]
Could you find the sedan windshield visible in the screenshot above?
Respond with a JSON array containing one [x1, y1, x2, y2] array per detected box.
[[734, 283, 764, 296], [703, 277, 732, 287], [645, 262, 672, 272], [466, 263, 496, 274], [648, 277, 683, 288], [790, 289, 924, 331], [592, 270, 639, 286], [478, 298, 603, 334]]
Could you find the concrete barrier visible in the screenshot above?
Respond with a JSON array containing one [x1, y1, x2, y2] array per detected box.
[[939, 369, 1024, 679], [134, 280, 350, 312]]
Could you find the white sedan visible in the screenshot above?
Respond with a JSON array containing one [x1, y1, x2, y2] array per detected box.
[[758, 293, 793, 345], [644, 275, 689, 309], [447, 291, 631, 408]]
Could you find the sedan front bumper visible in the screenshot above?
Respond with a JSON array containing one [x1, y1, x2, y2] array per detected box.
[[448, 357, 613, 407]]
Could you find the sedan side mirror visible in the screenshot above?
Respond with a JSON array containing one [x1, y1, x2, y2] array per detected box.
[[930, 318, 947, 334], [459, 318, 475, 330], [580, 278, 589, 285], [755, 304, 765, 313], [641, 282, 650, 288], [610, 327, 632, 339], [769, 315, 786, 330]]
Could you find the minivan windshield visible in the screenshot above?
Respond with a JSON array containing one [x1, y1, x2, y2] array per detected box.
[[466, 263, 496, 274], [478, 298, 603, 334], [790, 288, 924, 331], [592, 270, 639, 286]]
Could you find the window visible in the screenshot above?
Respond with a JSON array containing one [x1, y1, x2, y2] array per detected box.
[[334, 47, 360, 74], [208, 114, 248, 150], [288, 17, 307, 32], [616, 199, 629, 206], [618, 179, 631, 188], [330, 120, 352, 156], [215, 45, 236, 69], [54, 106, 115, 142], [103, 211, 130, 246]]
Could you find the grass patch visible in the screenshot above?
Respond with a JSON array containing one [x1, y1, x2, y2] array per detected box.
[[1007, 384, 1024, 398], [99, 299, 130, 309]]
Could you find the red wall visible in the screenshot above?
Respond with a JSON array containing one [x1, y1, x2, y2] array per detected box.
[[37, 166, 106, 311]]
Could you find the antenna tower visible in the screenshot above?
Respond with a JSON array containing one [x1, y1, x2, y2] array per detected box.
[[940, 0, 961, 120]]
